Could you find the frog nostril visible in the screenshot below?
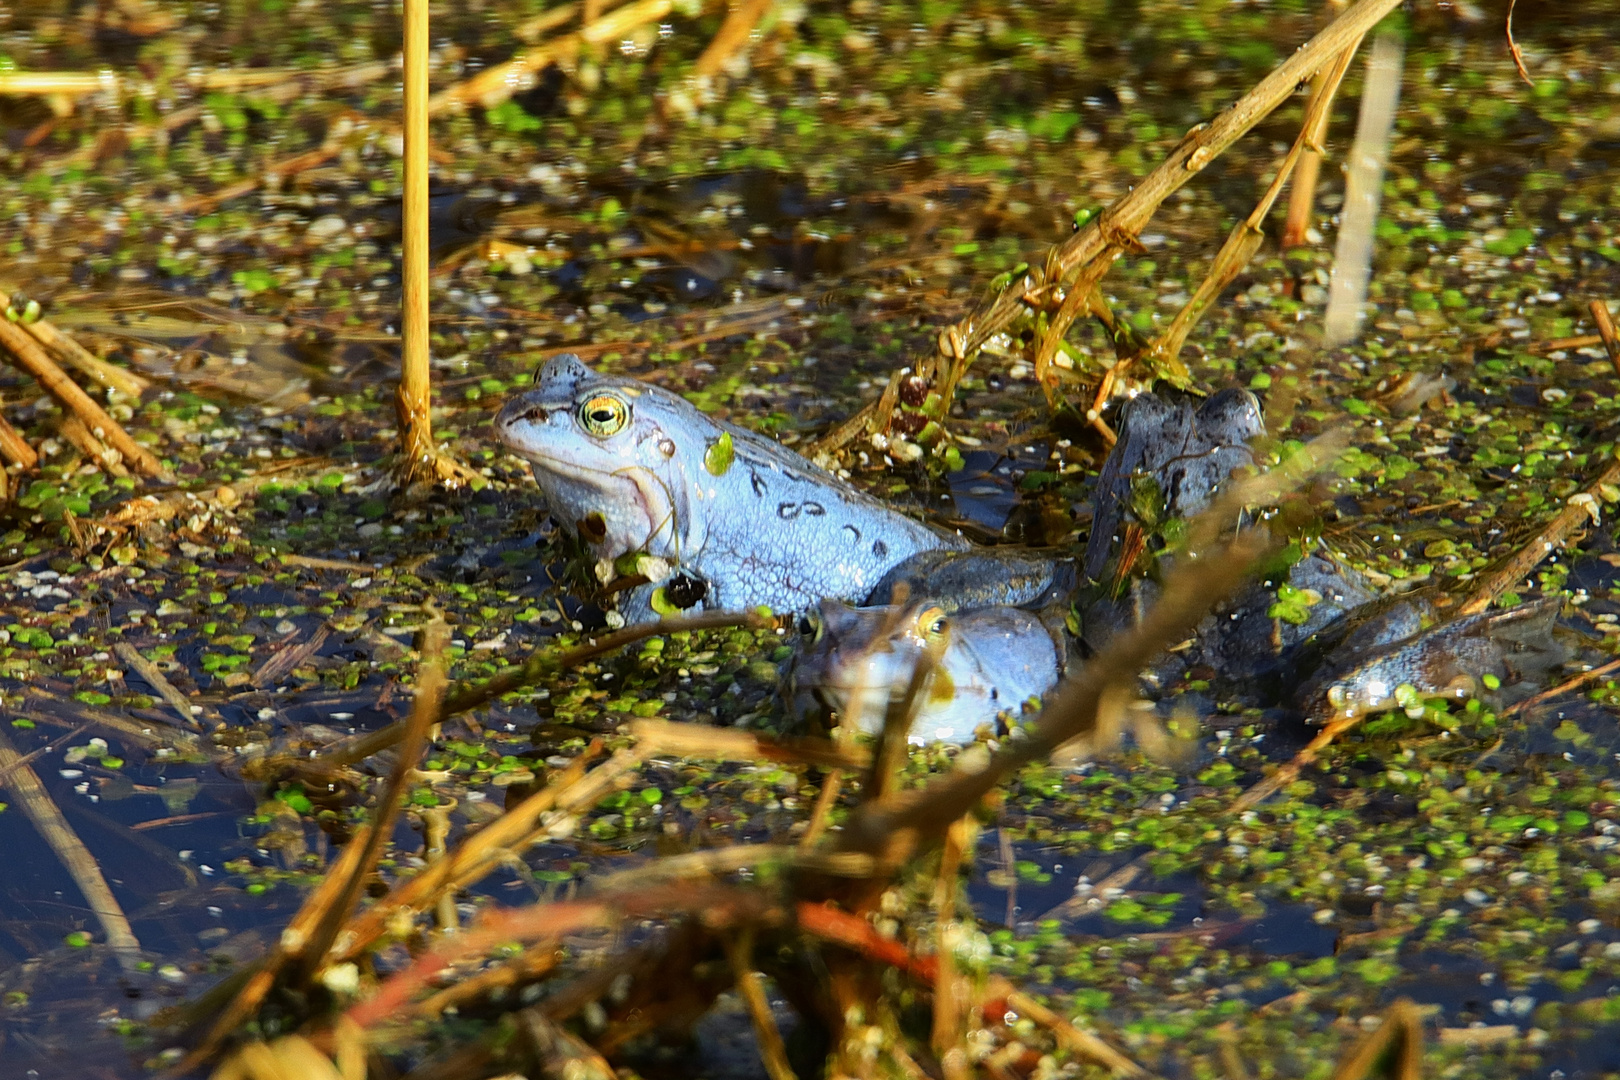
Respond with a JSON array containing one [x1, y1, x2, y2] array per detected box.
[[522, 407, 549, 423]]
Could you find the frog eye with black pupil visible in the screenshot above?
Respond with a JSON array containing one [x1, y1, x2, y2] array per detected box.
[[578, 394, 629, 437], [917, 606, 948, 645], [797, 611, 823, 643]]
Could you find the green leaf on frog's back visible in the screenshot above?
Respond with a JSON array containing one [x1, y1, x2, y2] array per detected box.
[[704, 431, 734, 477]]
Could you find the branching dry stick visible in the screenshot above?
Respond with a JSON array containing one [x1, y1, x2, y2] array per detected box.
[[0, 729, 142, 973], [0, 317, 166, 477], [810, 0, 1407, 457], [0, 288, 147, 398], [1145, 32, 1363, 373]]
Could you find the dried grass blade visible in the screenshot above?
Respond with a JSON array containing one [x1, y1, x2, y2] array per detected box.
[[630, 717, 869, 770], [1329, 998, 1423, 1080], [114, 642, 208, 730], [0, 728, 142, 972], [723, 926, 798, 1080], [333, 740, 610, 961]]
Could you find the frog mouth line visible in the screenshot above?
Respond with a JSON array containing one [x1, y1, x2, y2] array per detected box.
[[515, 449, 683, 557]]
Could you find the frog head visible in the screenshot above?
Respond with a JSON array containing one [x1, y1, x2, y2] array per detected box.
[[494, 354, 694, 562]]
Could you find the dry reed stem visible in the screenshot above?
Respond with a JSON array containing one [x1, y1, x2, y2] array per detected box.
[[1504, 0, 1534, 87], [0, 287, 147, 398], [1231, 713, 1359, 812], [113, 642, 207, 730], [0, 722, 90, 787], [323, 609, 769, 767], [178, 142, 341, 215], [173, 823, 377, 1075], [1504, 654, 1620, 718], [724, 926, 799, 1080], [1454, 456, 1620, 617], [347, 902, 615, 1029], [19, 687, 205, 755], [992, 981, 1149, 1079], [0, 408, 37, 467], [0, 316, 166, 477], [517, 1008, 618, 1080], [0, 71, 114, 96], [58, 414, 127, 477], [693, 0, 777, 80], [797, 765, 843, 849], [931, 816, 973, 1080], [590, 844, 878, 893], [867, 646, 938, 802], [301, 620, 450, 982], [412, 943, 560, 1019], [0, 728, 143, 973], [352, 884, 772, 1029], [430, 0, 675, 113], [1329, 998, 1423, 1080], [1591, 299, 1620, 373], [630, 716, 870, 770], [395, 0, 479, 492], [798, 901, 1147, 1078], [515, 1, 583, 42]]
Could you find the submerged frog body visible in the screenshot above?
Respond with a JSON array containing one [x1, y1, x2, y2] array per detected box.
[[863, 549, 1078, 611], [787, 383, 1562, 743], [495, 355, 966, 620], [787, 598, 1065, 743], [1298, 597, 1562, 719]]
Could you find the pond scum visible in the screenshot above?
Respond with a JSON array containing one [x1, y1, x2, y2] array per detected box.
[[0, 0, 1619, 1077]]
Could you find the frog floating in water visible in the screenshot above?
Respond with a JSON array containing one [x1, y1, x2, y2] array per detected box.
[[494, 354, 967, 621], [787, 598, 1068, 743], [790, 389, 1561, 742]]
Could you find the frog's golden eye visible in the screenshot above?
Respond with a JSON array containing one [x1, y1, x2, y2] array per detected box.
[[917, 605, 949, 646], [797, 610, 823, 644], [578, 393, 630, 437]]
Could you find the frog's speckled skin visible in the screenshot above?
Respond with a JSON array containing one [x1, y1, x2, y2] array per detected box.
[[1083, 388, 1265, 583], [1297, 596, 1561, 719], [787, 598, 1063, 743], [863, 549, 1078, 611], [494, 355, 966, 619]]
